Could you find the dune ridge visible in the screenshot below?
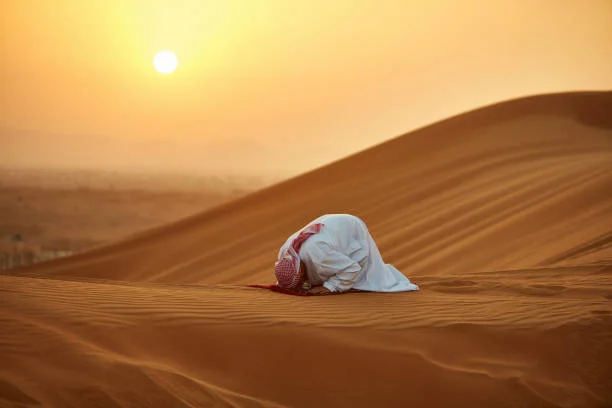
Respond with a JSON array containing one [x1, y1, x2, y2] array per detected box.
[[1, 91, 611, 407]]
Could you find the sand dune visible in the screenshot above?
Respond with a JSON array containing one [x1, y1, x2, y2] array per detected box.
[[1, 91, 611, 407]]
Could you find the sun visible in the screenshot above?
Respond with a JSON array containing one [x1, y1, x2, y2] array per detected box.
[[153, 50, 178, 74]]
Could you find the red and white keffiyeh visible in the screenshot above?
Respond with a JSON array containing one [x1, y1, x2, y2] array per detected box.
[[274, 223, 323, 289]]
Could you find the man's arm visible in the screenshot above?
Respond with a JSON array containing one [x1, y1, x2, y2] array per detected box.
[[308, 285, 332, 295], [319, 251, 361, 293], [304, 241, 362, 294]]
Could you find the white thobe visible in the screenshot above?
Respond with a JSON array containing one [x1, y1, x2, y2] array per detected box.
[[278, 214, 419, 293]]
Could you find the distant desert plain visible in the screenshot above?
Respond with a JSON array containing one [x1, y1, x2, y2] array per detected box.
[[0, 168, 274, 268]]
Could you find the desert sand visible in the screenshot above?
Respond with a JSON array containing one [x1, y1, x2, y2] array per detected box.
[[0, 169, 269, 251], [1, 91, 611, 407]]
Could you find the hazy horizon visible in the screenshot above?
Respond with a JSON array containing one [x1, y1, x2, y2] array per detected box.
[[2, 1, 611, 177]]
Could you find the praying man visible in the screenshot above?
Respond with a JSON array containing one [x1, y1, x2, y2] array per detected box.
[[274, 214, 419, 295]]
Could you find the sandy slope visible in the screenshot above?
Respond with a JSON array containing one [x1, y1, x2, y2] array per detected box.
[[1, 91, 611, 407]]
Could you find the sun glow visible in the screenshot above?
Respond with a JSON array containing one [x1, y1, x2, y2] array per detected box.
[[153, 50, 178, 74]]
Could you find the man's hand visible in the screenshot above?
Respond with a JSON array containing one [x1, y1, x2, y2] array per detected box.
[[308, 286, 332, 295]]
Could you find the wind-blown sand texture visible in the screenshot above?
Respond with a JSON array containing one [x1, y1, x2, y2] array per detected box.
[[2, 92, 611, 408]]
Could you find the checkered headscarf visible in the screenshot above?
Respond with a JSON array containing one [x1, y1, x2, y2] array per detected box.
[[274, 223, 323, 289]]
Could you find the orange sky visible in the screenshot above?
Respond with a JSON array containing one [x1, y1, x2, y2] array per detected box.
[[1, 1, 611, 176]]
